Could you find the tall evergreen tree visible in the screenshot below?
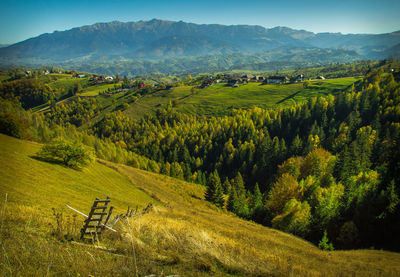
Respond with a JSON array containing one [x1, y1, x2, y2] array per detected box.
[[230, 172, 249, 218], [250, 183, 263, 210], [205, 170, 224, 207], [227, 186, 239, 212], [222, 177, 231, 194]]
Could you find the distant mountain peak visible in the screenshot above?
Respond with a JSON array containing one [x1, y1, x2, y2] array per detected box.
[[0, 19, 399, 69]]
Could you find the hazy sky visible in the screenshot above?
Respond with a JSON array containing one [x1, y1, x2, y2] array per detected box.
[[1, 0, 399, 44]]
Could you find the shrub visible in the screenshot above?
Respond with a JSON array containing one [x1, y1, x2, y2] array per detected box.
[[318, 230, 334, 251], [37, 138, 94, 169]]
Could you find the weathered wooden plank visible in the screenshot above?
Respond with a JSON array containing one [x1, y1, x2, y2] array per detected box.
[[84, 231, 101, 235], [92, 212, 108, 215], [104, 206, 114, 227], [91, 205, 108, 210], [94, 199, 111, 203], [88, 218, 103, 222]]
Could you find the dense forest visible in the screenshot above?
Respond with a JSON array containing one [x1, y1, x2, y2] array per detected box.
[[1, 62, 400, 251]]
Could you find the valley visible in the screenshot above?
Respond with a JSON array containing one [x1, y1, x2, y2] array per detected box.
[[0, 15, 400, 276]]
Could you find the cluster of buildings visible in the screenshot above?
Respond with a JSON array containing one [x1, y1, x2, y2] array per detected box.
[[200, 73, 306, 88], [70, 71, 121, 83]]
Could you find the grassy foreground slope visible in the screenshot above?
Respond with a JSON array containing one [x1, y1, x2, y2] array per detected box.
[[1, 134, 399, 276], [0, 134, 155, 212]]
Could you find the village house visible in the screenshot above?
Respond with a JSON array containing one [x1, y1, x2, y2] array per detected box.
[[228, 77, 242, 86], [264, 76, 289, 84], [242, 74, 254, 82], [200, 79, 215, 88], [252, 76, 265, 82], [290, 74, 304, 83]]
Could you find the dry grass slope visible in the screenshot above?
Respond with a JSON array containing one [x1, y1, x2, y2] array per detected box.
[[0, 134, 399, 276]]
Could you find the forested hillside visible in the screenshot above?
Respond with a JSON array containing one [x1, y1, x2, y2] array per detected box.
[[1, 61, 400, 251], [90, 66, 400, 250]]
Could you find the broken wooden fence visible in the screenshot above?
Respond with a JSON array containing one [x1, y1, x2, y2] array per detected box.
[[66, 197, 153, 241], [79, 196, 114, 241]]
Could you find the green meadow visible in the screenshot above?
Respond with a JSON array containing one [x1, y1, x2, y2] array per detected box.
[[0, 134, 155, 212], [78, 83, 121, 96], [126, 77, 359, 118]]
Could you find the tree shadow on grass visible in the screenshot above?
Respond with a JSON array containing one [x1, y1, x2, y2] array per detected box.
[[276, 91, 302, 104], [30, 155, 83, 171]]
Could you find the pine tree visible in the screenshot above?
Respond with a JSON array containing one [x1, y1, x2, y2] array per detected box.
[[250, 183, 263, 210], [227, 187, 239, 212], [205, 173, 215, 202], [230, 172, 249, 218], [213, 179, 225, 208], [232, 172, 246, 196], [205, 170, 224, 207], [222, 178, 231, 194]]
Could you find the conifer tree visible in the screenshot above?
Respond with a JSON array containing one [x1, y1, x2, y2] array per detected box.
[[230, 172, 250, 218], [227, 186, 239, 212], [222, 178, 231, 194], [232, 172, 246, 196], [205, 170, 224, 207], [250, 183, 263, 210], [213, 179, 225, 208]]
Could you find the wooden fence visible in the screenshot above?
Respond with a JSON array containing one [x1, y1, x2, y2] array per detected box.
[[80, 196, 114, 240]]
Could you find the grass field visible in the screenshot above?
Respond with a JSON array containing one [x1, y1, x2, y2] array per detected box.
[[125, 78, 359, 118], [47, 76, 88, 94], [1, 134, 400, 276], [78, 83, 121, 96], [0, 134, 155, 212]]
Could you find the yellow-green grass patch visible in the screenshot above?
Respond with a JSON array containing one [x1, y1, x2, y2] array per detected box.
[[0, 134, 156, 214]]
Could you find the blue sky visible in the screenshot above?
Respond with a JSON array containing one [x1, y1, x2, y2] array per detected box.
[[1, 0, 399, 44]]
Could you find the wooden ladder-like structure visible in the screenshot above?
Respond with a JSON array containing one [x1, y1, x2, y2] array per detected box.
[[80, 196, 114, 241]]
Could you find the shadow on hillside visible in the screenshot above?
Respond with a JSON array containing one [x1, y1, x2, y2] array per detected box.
[[276, 90, 302, 104], [30, 155, 83, 171]]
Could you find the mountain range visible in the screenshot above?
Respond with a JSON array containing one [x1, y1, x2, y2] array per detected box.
[[1, 19, 399, 74]]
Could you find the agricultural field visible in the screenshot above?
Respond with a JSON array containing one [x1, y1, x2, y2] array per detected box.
[[125, 77, 359, 118], [78, 83, 121, 96], [47, 76, 87, 93], [1, 134, 399, 276]]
